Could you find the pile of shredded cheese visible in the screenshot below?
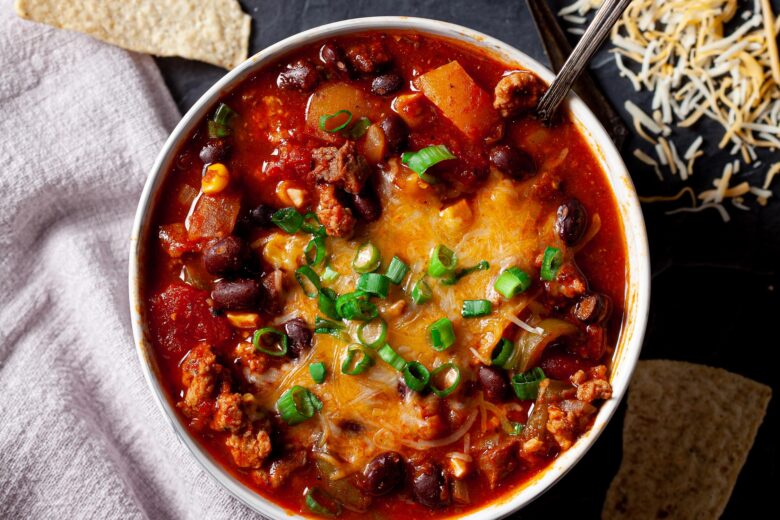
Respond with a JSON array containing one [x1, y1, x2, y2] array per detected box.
[[560, 0, 780, 221]]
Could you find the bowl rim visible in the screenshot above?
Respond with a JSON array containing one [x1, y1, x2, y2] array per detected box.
[[128, 15, 650, 520]]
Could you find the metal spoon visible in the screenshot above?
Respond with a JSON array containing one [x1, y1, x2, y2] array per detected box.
[[536, 0, 634, 125]]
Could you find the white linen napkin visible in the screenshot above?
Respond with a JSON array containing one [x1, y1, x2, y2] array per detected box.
[[0, 2, 258, 518]]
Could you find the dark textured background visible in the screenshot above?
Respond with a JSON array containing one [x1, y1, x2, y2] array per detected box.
[[156, 1, 779, 517]]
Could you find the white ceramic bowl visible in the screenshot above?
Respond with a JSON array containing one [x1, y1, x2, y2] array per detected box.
[[129, 16, 650, 520]]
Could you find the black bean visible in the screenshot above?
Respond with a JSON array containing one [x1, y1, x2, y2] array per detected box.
[[362, 452, 405, 496], [349, 187, 381, 222], [199, 138, 231, 165], [276, 59, 319, 91], [260, 270, 285, 315], [249, 204, 276, 228], [379, 114, 408, 153], [211, 278, 261, 311], [573, 293, 611, 324], [555, 198, 589, 246], [320, 43, 350, 74], [489, 144, 535, 179], [477, 365, 510, 403], [411, 461, 451, 509], [371, 73, 403, 96], [203, 236, 249, 276], [282, 317, 312, 358]]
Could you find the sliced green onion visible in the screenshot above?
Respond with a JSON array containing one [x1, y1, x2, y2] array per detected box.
[[462, 299, 492, 318], [429, 318, 456, 351], [207, 120, 230, 138], [277, 385, 322, 425], [295, 266, 321, 298], [314, 317, 345, 337], [305, 236, 327, 267], [272, 207, 304, 233], [430, 363, 461, 397], [511, 367, 546, 400], [252, 327, 288, 357], [357, 273, 391, 298], [385, 256, 409, 285], [494, 267, 532, 298], [309, 362, 326, 384], [305, 487, 341, 516], [318, 288, 340, 320], [336, 291, 378, 321], [441, 260, 490, 286], [357, 317, 388, 349], [401, 145, 456, 184], [319, 109, 353, 133], [411, 278, 432, 305], [428, 245, 458, 278], [403, 361, 431, 392], [540, 247, 563, 281], [302, 212, 326, 236], [213, 103, 237, 126], [352, 242, 381, 273], [341, 344, 374, 375], [321, 264, 340, 283], [491, 338, 514, 368], [505, 422, 524, 436], [343, 117, 371, 139], [378, 344, 407, 371]]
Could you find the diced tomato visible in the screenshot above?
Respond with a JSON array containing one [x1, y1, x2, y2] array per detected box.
[[148, 283, 233, 359], [187, 191, 242, 242], [158, 223, 195, 258]]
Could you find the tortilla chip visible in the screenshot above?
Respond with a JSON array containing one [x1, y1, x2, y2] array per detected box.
[[603, 360, 771, 520], [14, 0, 251, 69]]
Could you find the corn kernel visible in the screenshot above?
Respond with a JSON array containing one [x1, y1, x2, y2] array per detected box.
[[225, 311, 260, 329], [287, 188, 307, 208], [275, 180, 307, 207], [439, 199, 473, 236], [201, 163, 230, 194]]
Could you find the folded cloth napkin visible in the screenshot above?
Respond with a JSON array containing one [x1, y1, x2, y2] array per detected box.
[[0, 3, 258, 518]]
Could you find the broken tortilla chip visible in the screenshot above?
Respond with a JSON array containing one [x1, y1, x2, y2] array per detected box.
[[14, 0, 251, 70], [603, 360, 771, 520]]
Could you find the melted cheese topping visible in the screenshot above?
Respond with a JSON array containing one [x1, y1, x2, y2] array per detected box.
[[248, 166, 564, 471]]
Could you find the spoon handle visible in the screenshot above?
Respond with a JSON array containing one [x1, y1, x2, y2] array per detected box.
[[536, 0, 633, 124]]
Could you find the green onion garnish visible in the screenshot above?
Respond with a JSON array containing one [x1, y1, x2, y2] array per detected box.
[[494, 267, 532, 298], [343, 117, 371, 139], [302, 212, 326, 236], [319, 110, 353, 133], [352, 242, 381, 273], [403, 361, 431, 392], [401, 145, 456, 184], [336, 291, 378, 321], [441, 260, 489, 286], [428, 245, 458, 278], [491, 338, 514, 368], [277, 385, 322, 425], [385, 256, 409, 285], [462, 299, 492, 318], [252, 327, 288, 357], [411, 278, 432, 305], [430, 363, 461, 397], [377, 344, 407, 371], [295, 266, 321, 298], [429, 318, 456, 351], [305, 236, 327, 267], [304, 487, 341, 516], [506, 422, 524, 436], [207, 120, 231, 138], [341, 344, 374, 375], [314, 317, 345, 337], [357, 316, 388, 349], [309, 362, 326, 384], [356, 273, 391, 298], [271, 207, 304, 233], [318, 287, 340, 320], [213, 103, 237, 126], [540, 247, 563, 281], [511, 367, 546, 400], [321, 264, 340, 283]]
